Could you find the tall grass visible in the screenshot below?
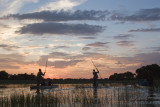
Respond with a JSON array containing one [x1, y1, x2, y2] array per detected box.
[[0, 84, 159, 107], [0, 92, 61, 107], [154, 80, 160, 92]]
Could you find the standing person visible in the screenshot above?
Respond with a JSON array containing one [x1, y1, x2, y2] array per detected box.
[[93, 69, 99, 87], [36, 68, 45, 86]]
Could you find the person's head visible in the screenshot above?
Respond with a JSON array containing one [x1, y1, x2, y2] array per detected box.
[[39, 68, 41, 72], [93, 69, 95, 72]]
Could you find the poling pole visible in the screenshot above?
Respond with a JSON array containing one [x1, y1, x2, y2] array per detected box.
[[44, 60, 48, 75], [91, 60, 102, 79]]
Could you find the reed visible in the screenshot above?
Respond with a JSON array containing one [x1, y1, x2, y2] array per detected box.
[[0, 84, 159, 107]]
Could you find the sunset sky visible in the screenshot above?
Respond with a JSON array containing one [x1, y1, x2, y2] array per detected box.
[[0, 0, 160, 79]]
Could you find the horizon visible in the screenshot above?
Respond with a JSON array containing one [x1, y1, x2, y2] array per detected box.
[[0, 0, 160, 79]]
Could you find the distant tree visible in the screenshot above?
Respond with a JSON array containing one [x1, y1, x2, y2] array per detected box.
[[123, 71, 135, 80], [109, 71, 135, 80], [30, 73, 36, 80], [136, 64, 160, 79], [9, 74, 18, 80], [9, 73, 36, 80], [109, 73, 118, 80], [17, 73, 36, 80], [0, 70, 9, 80]]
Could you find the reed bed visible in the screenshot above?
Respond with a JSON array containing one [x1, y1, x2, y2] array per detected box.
[[0, 85, 159, 107]]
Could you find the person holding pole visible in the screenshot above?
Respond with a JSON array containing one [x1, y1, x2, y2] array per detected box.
[[93, 69, 99, 87], [36, 68, 45, 86]]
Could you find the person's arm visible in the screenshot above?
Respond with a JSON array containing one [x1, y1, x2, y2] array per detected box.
[[97, 69, 99, 73], [40, 71, 45, 76]]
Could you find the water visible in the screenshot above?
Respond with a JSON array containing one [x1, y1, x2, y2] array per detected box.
[[0, 83, 160, 107]]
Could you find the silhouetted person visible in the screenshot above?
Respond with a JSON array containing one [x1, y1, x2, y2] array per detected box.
[[36, 68, 45, 86], [93, 69, 99, 87]]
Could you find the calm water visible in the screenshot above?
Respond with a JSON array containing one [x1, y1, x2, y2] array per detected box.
[[0, 83, 160, 107]]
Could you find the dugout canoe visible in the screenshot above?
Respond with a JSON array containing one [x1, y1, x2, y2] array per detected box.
[[30, 85, 58, 90], [136, 84, 153, 89]]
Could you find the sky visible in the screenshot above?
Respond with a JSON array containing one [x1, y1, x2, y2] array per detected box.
[[0, 0, 160, 79]]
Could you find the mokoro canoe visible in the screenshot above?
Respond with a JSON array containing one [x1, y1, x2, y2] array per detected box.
[[30, 85, 58, 90], [136, 84, 152, 89]]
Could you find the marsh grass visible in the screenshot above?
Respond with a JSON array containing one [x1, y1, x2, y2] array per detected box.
[[0, 92, 61, 107], [0, 84, 159, 107], [154, 80, 160, 92]]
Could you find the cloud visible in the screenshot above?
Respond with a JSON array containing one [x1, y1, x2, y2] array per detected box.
[[52, 60, 83, 68], [7, 10, 108, 21], [111, 8, 160, 22], [53, 46, 69, 49], [37, 51, 114, 69], [117, 41, 135, 47], [0, 44, 20, 51], [0, 0, 85, 17], [114, 34, 135, 40], [0, 23, 9, 29], [135, 53, 160, 65], [151, 47, 160, 52], [0, 53, 33, 69], [27, 46, 44, 49], [37, 0, 87, 12], [0, 64, 20, 69], [79, 37, 96, 40], [115, 61, 122, 65], [155, 47, 160, 52], [82, 47, 91, 51], [0, 0, 38, 17], [86, 42, 109, 47], [44, 52, 71, 60], [129, 28, 160, 32], [0, 0, 23, 17], [38, 52, 71, 66], [36, 50, 160, 76], [8, 7, 159, 22], [37, 52, 84, 68], [101, 52, 160, 71], [17, 22, 105, 35]]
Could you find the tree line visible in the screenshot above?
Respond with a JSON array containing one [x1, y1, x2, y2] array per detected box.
[[109, 64, 160, 80], [0, 64, 160, 81], [0, 71, 36, 80]]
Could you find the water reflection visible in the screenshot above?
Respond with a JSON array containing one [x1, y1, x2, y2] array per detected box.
[[145, 88, 156, 107], [0, 84, 33, 97], [93, 87, 98, 106], [36, 89, 40, 94], [148, 88, 155, 98]]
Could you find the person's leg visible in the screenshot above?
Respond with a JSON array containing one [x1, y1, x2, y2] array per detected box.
[[96, 79, 98, 87], [37, 79, 40, 86], [93, 79, 96, 87]]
